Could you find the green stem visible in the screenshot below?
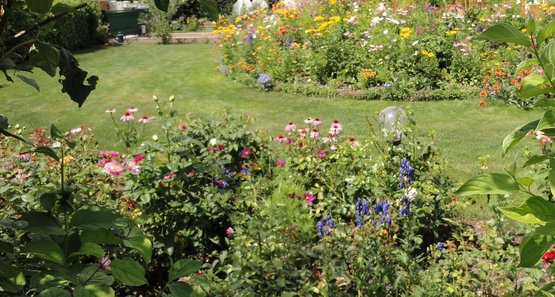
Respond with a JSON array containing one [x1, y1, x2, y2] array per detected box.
[[531, 37, 555, 92]]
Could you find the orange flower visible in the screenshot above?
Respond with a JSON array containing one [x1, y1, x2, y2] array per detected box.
[[492, 85, 499, 92], [493, 67, 504, 76], [479, 101, 486, 107], [479, 90, 487, 97]]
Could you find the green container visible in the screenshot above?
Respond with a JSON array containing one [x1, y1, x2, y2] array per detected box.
[[103, 9, 147, 36]]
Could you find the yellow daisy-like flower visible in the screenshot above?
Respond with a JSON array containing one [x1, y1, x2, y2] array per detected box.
[[421, 49, 435, 58], [445, 30, 458, 35], [399, 27, 412, 38], [62, 156, 75, 165], [313, 16, 325, 22]]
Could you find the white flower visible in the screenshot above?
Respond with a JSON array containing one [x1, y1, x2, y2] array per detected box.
[[152, 135, 159, 141], [209, 138, 218, 146], [52, 141, 62, 148], [71, 127, 82, 134], [412, 40, 419, 46], [383, 29, 388, 35], [407, 187, 418, 200]]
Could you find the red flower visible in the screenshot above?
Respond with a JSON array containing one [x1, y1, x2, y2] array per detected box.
[[479, 90, 487, 97], [542, 248, 555, 263], [479, 101, 486, 107]]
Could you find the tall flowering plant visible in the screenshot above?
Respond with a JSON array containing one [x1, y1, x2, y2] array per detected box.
[[456, 15, 555, 293]]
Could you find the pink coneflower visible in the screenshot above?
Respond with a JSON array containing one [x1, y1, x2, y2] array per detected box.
[[322, 134, 336, 143], [99, 257, 112, 270], [103, 160, 124, 176], [14, 153, 33, 161], [120, 111, 135, 122], [240, 147, 251, 158], [315, 150, 327, 158], [275, 159, 287, 166], [127, 107, 138, 113], [312, 118, 322, 126], [97, 158, 111, 166], [303, 192, 315, 204], [276, 134, 287, 143], [310, 128, 320, 138], [99, 150, 120, 158], [138, 115, 150, 124], [105, 108, 116, 113], [304, 117, 313, 125], [298, 128, 308, 138], [226, 227, 234, 238], [347, 137, 359, 148], [285, 122, 296, 131]]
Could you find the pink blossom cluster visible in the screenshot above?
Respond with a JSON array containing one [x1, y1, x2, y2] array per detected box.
[[105, 107, 150, 124], [98, 150, 144, 176]]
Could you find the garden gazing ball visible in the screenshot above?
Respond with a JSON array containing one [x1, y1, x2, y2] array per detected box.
[[378, 106, 408, 144]]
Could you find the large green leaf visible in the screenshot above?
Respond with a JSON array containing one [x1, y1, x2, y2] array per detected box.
[[0, 261, 26, 293], [71, 208, 122, 230], [500, 196, 555, 224], [70, 242, 105, 259], [81, 229, 122, 245], [123, 235, 152, 264], [38, 288, 72, 297], [169, 259, 202, 281], [29, 42, 60, 77], [478, 23, 532, 47], [502, 119, 540, 155], [538, 20, 555, 45], [58, 48, 98, 107], [518, 73, 554, 98], [34, 146, 60, 162], [74, 284, 115, 297], [167, 282, 193, 297], [16, 74, 40, 91], [454, 173, 519, 196], [199, 0, 219, 20], [30, 273, 68, 292], [23, 240, 65, 265], [519, 232, 555, 267], [18, 212, 65, 235], [25, 0, 53, 14], [77, 266, 114, 287], [537, 109, 555, 131], [154, 0, 169, 11], [110, 258, 148, 286]]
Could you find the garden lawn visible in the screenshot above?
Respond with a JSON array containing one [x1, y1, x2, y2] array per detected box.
[[1, 43, 541, 202]]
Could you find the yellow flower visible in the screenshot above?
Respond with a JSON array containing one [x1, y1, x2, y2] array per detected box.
[[445, 30, 458, 35], [421, 49, 435, 58], [521, 28, 527, 33], [329, 16, 341, 24], [62, 156, 75, 165], [399, 27, 412, 38], [359, 69, 376, 79], [329, 0, 336, 4], [313, 16, 325, 22]]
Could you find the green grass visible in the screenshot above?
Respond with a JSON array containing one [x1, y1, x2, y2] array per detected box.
[[1, 43, 542, 203]]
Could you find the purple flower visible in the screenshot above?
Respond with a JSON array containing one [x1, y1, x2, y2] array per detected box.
[[437, 242, 444, 250], [214, 177, 229, 188], [316, 215, 334, 238], [355, 198, 371, 229], [315, 150, 327, 158], [99, 257, 111, 270], [257, 73, 271, 84], [303, 192, 315, 204], [399, 158, 415, 188], [274, 159, 287, 166], [398, 195, 410, 216]]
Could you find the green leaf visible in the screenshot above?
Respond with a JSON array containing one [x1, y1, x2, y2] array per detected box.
[[34, 146, 59, 162], [0, 262, 26, 292], [71, 208, 122, 230], [16, 74, 39, 91], [30, 273, 69, 292], [168, 282, 193, 297], [23, 240, 65, 265], [38, 288, 72, 297], [527, 16, 537, 35], [537, 109, 555, 131], [538, 20, 555, 45], [50, 124, 63, 138], [154, 0, 169, 11], [58, 48, 98, 107], [29, 42, 60, 77], [550, 160, 555, 197], [70, 242, 105, 259], [518, 176, 535, 187], [516, 58, 539, 73], [454, 173, 519, 196], [524, 154, 551, 167], [478, 23, 532, 47], [500, 196, 555, 224], [535, 99, 555, 108], [81, 229, 122, 245], [502, 119, 540, 155], [536, 222, 555, 235], [18, 212, 65, 235], [123, 236, 152, 264], [25, 0, 53, 14], [169, 259, 202, 281], [111, 258, 148, 286], [74, 284, 115, 297], [39, 191, 59, 211], [0, 127, 34, 146], [199, 0, 219, 21], [0, 240, 14, 254], [77, 266, 114, 287], [519, 232, 555, 267], [51, 3, 75, 14], [518, 73, 554, 98]]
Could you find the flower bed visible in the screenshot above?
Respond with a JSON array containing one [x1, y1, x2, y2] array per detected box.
[[215, 1, 555, 106]]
